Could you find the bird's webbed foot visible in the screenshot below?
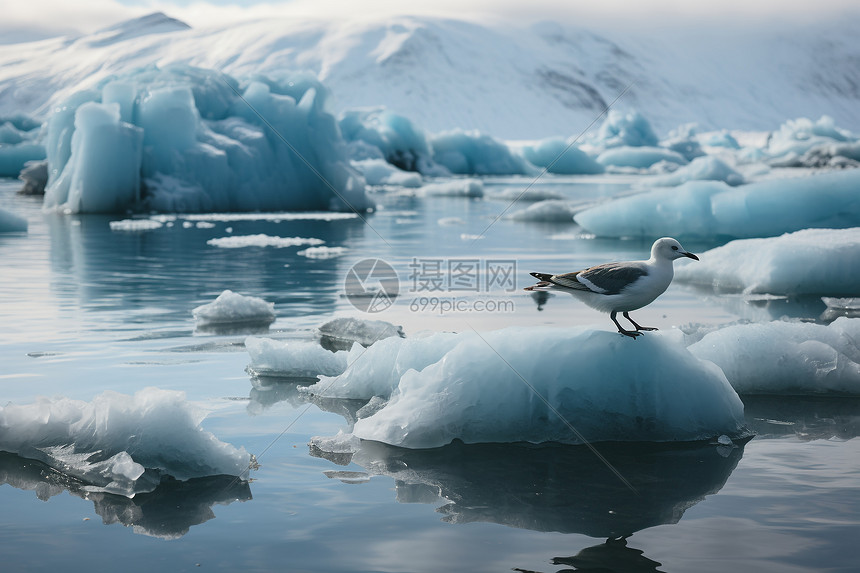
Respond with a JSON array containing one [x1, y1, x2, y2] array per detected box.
[[623, 312, 658, 332], [617, 328, 642, 339]]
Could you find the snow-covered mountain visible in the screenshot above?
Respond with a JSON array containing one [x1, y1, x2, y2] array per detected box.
[[1, 11, 859, 139]]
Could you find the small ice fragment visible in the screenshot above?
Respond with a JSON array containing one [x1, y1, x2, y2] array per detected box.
[[717, 435, 732, 446], [192, 290, 275, 326]]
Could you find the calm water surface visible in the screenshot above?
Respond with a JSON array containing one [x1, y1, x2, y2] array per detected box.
[[1, 178, 858, 572]]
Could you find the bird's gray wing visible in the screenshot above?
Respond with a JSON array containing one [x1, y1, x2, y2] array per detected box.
[[561, 262, 648, 295], [548, 271, 590, 291]]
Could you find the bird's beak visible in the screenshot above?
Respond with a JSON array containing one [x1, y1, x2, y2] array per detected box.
[[684, 252, 699, 261]]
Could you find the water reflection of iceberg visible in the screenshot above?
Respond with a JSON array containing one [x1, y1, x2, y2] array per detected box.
[[0, 451, 251, 539], [314, 438, 746, 540]]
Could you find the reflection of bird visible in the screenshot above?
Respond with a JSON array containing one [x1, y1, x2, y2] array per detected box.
[[550, 537, 665, 573], [525, 238, 698, 338]]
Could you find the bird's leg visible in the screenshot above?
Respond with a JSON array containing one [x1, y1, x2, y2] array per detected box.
[[611, 311, 641, 338], [623, 312, 657, 332]]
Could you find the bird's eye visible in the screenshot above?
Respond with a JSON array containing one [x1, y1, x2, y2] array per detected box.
[[671, 245, 679, 251]]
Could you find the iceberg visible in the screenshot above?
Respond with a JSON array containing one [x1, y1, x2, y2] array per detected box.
[[520, 138, 603, 175], [506, 199, 593, 222], [352, 159, 422, 187], [688, 318, 860, 395], [192, 290, 275, 326], [0, 207, 27, 232], [418, 179, 484, 198], [0, 116, 45, 177], [593, 110, 659, 149], [0, 388, 251, 498], [648, 156, 744, 187], [596, 146, 688, 169], [674, 228, 860, 296], [575, 169, 860, 239], [305, 327, 747, 448], [41, 65, 371, 214], [339, 108, 441, 175], [430, 129, 533, 175], [245, 336, 350, 378]]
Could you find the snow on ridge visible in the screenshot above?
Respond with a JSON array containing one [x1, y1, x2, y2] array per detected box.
[[1, 14, 859, 138]]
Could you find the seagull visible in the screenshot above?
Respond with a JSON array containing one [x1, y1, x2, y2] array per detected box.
[[524, 237, 699, 338]]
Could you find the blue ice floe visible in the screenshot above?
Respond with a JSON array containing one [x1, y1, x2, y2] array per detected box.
[[687, 318, 860, 395], [0, 387, 251, 497], [0, 207, 27, 232], [430, 129, 534, 175], [520, 137, 604, 175], [300, 327, 747, 448], [674, 228, 860, 296], [575, 168, 860, 239], [42, 65, 371, 214]]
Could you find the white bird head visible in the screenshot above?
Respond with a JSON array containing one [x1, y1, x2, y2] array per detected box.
[[651, 237, 699, 262]]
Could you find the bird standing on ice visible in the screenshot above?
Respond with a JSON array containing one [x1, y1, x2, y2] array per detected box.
[[524, 237, 699, 338]]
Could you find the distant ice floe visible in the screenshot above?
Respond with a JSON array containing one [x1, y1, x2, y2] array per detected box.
[[520, 138, 604, 175], [418, 179, 484, 198], [206, 234, 324, 248], [596, 146, 688, 170], [485, 186, 563, 202], [0, 387, 251, 498], [109, 218, 164, 232], [352, 158, 422, 187], [192, 290, 275, 326], [0, 116, 45, 177], [687, 318, 860, 395], [675, 228, 860, 296], [297, 246, 348, 259], [766, 115, 860, 168], [0, 207, 27, 232], [506, 199, 597, 222], [647, 156, 744, 187], [301, 328, 746, 448], [430, 129, 534, 175], [41, 65, 371, 214], [575, 168, 860, 239]]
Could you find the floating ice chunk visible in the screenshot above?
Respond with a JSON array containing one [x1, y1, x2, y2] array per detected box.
[[675, 228, 860, 296], [593, 110, 659, 148], [41, 65, 371, 213], [192, 290, 275, 326], [575, 169, 860, 239], [649, 156, 744, 187], [431, 130, 533, 175], [297, 246, 349, 259], [0, 387, 251, 497], [109, 218, 164, 232], [317, 317, 404, 348], [353, 159, 422, 187], [822, 298, 860, 310], [703, 130, 741, 149], [507, 199, 596, 222], [339, 108, 440, 174], [437, 217, 466, 226], [660, 123, 705, 161], [767, 115, 853, 160], [0, 207, 27, 232], [303, 331, 461, 400], [184, 212, 358, 222], [419, 179, 484, 197], [245, 336, 349, 378], [310, 327, 746, 447], [485, 186, 563, 202], [44, 101, 143, 213], [0, 143, 46, 177], [206, 234, 324, 248], [688, 318, 860, 395], [596, 146, 688, 169], [520, 138, 603, 174]]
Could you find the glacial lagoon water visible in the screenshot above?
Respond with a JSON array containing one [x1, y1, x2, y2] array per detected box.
[[1, 176, 858, 572]]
